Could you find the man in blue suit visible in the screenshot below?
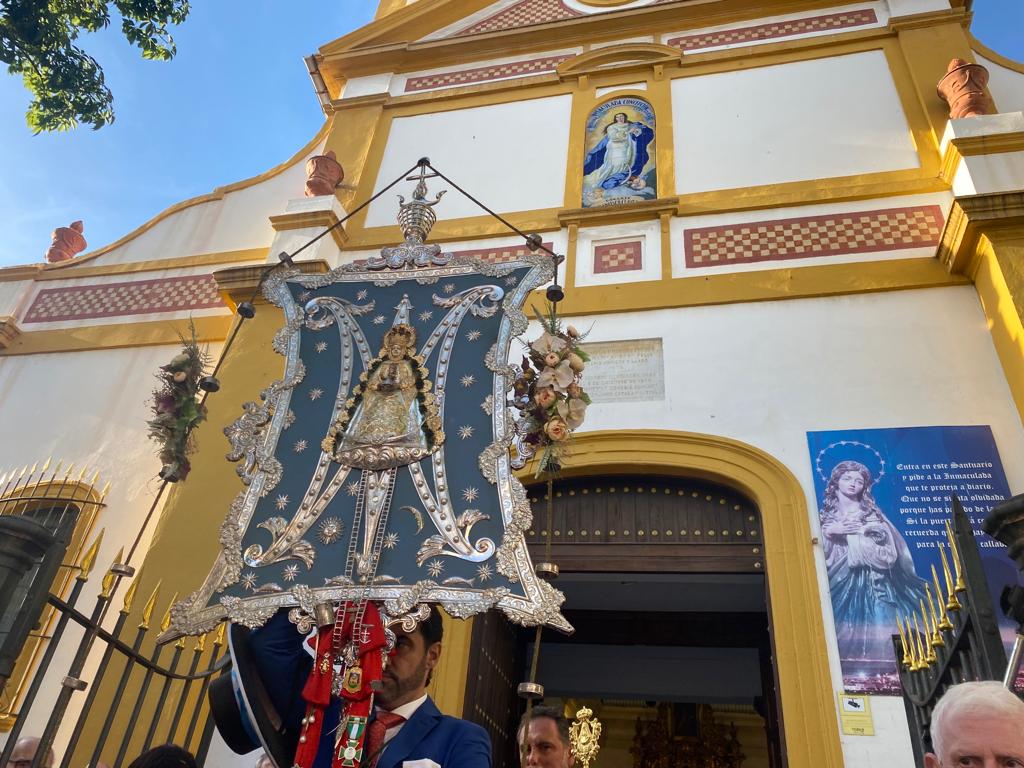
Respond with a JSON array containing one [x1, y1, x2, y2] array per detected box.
[[211, 604, 491, 768], [367, 605, 491, 768]]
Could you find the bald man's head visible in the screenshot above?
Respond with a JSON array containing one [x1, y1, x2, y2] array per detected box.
[[10, 737, 54, 768]]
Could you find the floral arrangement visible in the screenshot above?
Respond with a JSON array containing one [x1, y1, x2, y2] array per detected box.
[[147, 324, 211, 482], [511, 304, 590, 474]]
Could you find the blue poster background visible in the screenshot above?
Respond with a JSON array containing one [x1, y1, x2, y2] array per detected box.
[[806, 425, 1022, 694]]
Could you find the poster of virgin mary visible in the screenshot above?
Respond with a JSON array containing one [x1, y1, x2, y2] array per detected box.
[[582, 97, 657, 207]]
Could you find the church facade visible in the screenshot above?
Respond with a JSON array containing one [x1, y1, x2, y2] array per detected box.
[[2, 0, 1024, 766]]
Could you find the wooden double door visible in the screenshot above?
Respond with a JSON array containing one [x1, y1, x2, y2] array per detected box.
[[462, 474, 784, 768]]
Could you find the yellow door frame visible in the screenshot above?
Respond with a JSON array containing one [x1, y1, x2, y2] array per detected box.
[[549, 428, 844, 768]]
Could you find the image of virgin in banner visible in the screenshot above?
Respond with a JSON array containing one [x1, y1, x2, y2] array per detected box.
[[807, 425, 1021, 694]]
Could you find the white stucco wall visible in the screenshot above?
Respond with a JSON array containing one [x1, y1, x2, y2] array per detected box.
[[672, 50, 920, 194], [364, 95, 573, 227], [550, 285, 1024, 766], [976, 54, 1024, 116], [0, 341, 223, 753]]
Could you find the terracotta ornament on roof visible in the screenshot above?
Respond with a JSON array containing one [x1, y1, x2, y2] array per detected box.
[[44, 221, 86, 263], [937, 58, 991, 119], [304, 150, 344, 197]]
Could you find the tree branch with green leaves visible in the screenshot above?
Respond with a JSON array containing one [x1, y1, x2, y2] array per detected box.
[[0, 0, 190, 132]]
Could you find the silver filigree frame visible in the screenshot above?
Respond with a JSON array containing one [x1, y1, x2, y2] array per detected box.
[[169, 253, 571, 638]]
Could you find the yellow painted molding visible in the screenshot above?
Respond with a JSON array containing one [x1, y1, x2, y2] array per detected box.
[[940, 132, 1024, 184], [0, 264, 42, 280], [552, 257, 967, 316], [269, 210, 350, 249], [427, 610, 473, 717], [0, 314, 233, 357], [559, 198, 678, 227], [46, 120, 332, 269], [887, 7, 970, 34], [937, 191, 1024, 274], [973, 234, 1024, 426], [970, 32, 1024, 75], [319, 0, 894, 79], [16, 248, 268, 283], [551, 429, 844, 767], [556, 43, 680, 79], [212, 259, 330, 307], [0, 316, 20, 349]]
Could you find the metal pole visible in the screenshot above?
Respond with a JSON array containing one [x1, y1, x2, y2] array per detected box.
[[165, 636, 205, 744], [59, 609, 130, 768], [183, 630, 226, 752], [1004, 633, 1024, 690], [0, 568, 90, 766], [33, 559, 130, 768], [112, 643, 168, 768]]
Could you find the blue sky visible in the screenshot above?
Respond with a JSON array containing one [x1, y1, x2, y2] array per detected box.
[[0, 0, 1021, 268]]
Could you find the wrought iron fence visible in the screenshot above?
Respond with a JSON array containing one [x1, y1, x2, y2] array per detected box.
[[0, 535, 229, 768], [892, 496, 1009, 766]]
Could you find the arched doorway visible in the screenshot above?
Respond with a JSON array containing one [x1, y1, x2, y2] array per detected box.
[[461, 431, 842, 768]]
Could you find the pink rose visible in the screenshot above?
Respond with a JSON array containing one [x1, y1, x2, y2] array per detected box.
[[172, 371, 188, 383], [535, 388, 557, 408], [544, 352, 561, 367], [566, 325, 579, 338], [544, 418, 569, 442]]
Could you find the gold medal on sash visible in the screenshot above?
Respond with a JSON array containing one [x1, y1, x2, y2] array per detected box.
[[343, 664, 363, 694]]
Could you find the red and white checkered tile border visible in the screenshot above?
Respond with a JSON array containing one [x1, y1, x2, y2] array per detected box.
[[667, 9, 878, 52], [450, 242, 554, 263], [684, 205, 944, 268], [593, 240, 643, 274], [23, 274, 225, 323], [404, 55, 573, 92], [452, 0, 582, 37]]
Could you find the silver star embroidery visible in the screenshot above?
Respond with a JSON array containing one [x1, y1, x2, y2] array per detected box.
[[318, 517, 344, 545], [462, 487, 479, 502], [476, 564, 493, 582], [465, 330, 481, 342], [418, 310, 433, 322], [460, 374, 475, 388], [458, 425, 474, 440], [283, 410, 296, 429], [346, 481, 361, 496], [241, 571, 257, 591], [443, 283, 455, 294], [427, 559, 444, 577], [373, 315, 386, 325], [383, 533, 400, 550], [357, 289, 368, 300], [299, 291, 312, 301], [275, 494, 289, 510], [480, 395, 493, 416], [283, 564, 299, 582], [309, 388, 324, 401], [315, 341, 328, 353], [504, 276, 518, 286], [293, 439, 308, 453]]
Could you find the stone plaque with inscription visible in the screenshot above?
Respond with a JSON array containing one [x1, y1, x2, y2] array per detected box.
[[584, 338, 664, 403]]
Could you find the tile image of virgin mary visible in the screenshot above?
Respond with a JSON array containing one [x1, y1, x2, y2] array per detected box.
[[583, 111, 655, 206], [820, 460, 927, 663]]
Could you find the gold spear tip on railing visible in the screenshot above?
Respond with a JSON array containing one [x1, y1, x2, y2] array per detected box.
[[939, 544, 962, 611], [121, 576, 141, 614], [925, 586, 945, 648], [77, 530, 105, 581], [100, 547, 126, 598], [931, 567, 954, 631], [160, 592, 180, 634], [945, 520, 967, 592], [213, 622, 227, 647], [41, 456, 52, 473], [99, 481, 112, 502], [139, 581, 163, 629], [913, 615, 928, 669], [896, 615, 911, 668], [195, 632, 208, 653]]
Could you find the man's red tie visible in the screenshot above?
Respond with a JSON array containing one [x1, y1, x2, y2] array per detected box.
[[364, 711, 406, 767]]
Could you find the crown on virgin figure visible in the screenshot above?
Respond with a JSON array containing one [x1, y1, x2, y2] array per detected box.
[[382, 323, 417, 351]]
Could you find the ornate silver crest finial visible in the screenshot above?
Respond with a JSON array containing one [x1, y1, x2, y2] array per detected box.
[[368, 160, 451, 270]]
